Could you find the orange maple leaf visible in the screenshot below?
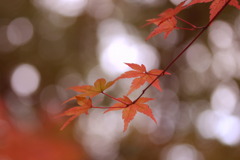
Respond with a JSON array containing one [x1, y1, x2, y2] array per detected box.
[[187, 0, 240, 20], [115, 63, 170, 95], [57, 96, 92, 130], [104, 96, 157, 132], [63, 78, 115, 104], [145, 1, 186, 39]]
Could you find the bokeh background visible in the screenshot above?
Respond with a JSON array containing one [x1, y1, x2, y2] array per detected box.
[[1, 0, 240, 159]]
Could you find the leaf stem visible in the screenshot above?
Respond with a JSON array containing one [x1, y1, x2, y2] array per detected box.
[[133, 0, 231, 103], [176, 27, 196, 31], [101, 91, 128, 105], [175, 16, 205, 29], [92, 106, 127, 109]]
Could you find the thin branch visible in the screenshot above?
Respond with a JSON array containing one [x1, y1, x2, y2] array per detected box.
[[133, 0, 231, 103]]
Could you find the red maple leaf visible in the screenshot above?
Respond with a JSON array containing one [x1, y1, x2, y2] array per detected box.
[[146, 17, 177, 40], [63, 78, 115, 104], [187, 0, 240, 20], [145, 1, 186, 39], [104, 96, 157, 132], [57, 96, 92, 130], [115, 63, 170, 95]]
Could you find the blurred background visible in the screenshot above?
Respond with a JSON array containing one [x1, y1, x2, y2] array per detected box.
[[1, 0, 240, 159]]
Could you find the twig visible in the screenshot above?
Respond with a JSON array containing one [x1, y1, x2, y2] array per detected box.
[[133, 0, 231, 103]]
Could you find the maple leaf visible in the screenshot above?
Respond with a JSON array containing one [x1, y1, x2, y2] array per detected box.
[[104, 96, 157, 132], [145, 1, 186, 39], [146, 17, 177, 40], [187, 0, 240, 20], [63, 78, 115, 104], [115, 63, 170, 95], [57, 96, 92, 130]]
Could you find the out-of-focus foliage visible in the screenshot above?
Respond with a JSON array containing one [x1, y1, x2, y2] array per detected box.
[[1, 0, 240, 160], [0, 98, 89, 160]]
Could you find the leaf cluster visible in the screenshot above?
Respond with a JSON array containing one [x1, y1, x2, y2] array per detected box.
[[58, 0, 240, 132], [144, 0, 240, 40], [59, 63, 169, 131]]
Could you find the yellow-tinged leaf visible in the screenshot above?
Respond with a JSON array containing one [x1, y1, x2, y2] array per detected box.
[[94, 78, 106, 91], [63, 78, 115, 104]]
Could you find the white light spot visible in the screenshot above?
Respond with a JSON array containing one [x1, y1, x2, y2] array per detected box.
[[165, 144, 201, 160], [33, 0, 87, 17], [100, 35, 159, 75], [170, 0, 191, 5], [186, 43, 212, 73], [7, 17, 33, 46], [100, 36, 138, 72], [97, 19, 159, 76], [125, 0, 166, 6], [208, 21, 233, 49], [11, 64, 40, 97], [196, 109, 219, 139], [211, 50, 236, 80], [74, 110, 124, 159], [87, 0, 115, 19], [196, 109, 240, 146], [211, 84, 237, 114], [216, 115, 240, 145]]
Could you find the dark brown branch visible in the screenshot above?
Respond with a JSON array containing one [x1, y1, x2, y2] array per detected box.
[[133, 0, 231, 103]]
